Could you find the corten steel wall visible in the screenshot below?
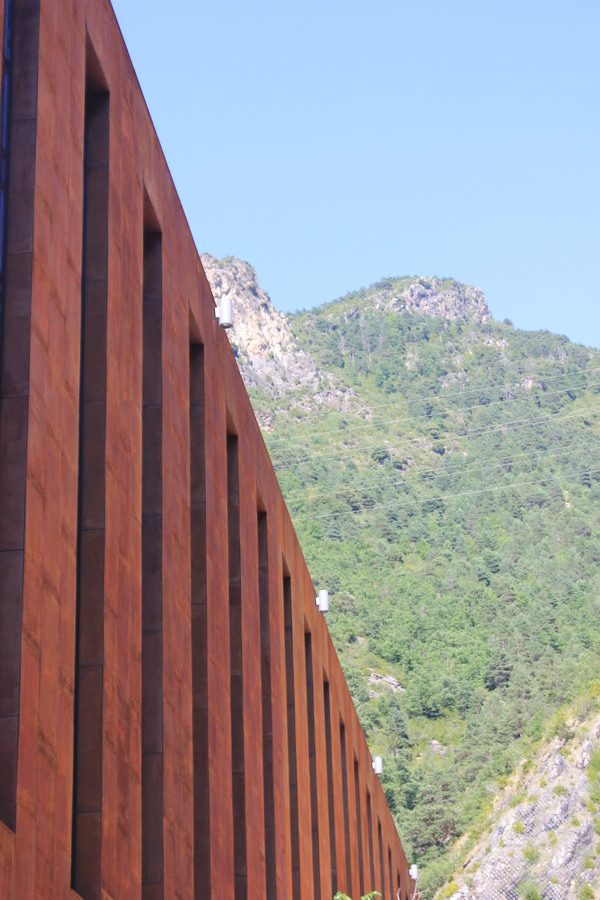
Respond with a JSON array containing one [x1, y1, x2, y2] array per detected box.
[[0, 0, 415, 897]]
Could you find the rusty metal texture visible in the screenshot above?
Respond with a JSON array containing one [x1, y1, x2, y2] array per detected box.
[[0, 0, 414, 897]]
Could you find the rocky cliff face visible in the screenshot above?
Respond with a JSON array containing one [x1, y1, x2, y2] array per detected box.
[[441, 712, 600, 899], [201, 254, 315, 393], [201, 254, 360, 427], [201, 256, 493, 429]]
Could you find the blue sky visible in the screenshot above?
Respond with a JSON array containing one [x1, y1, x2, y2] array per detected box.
[[112, 0, 600, 349]]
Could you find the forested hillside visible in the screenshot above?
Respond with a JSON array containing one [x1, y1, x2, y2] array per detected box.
[[204, 256, 600, 897]]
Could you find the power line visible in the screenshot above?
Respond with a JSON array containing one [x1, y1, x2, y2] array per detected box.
[[271, 405, 598, 470], [267, 366, 600, 443], [277, 362, 600, 424], [279, 438, 600, 506], [289, 465, 600, 526], [268, 377, 600, 454]]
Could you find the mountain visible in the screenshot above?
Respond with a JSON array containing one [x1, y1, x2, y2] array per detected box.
[[443, 705, 600, 900], [202, 254, 358, 428], [203, 255, 600, 898], [201, 254, 495, 429]]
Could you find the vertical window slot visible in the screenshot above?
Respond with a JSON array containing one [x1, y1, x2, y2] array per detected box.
[[304, 631, 320, 899], [378, 820, 385, 900], [0, 0, 37, 833], [190, 342, 209, 893], [228, 434, 246, 899], [258, 510, 276, 899], [339, 722, 352, 892], [367, 791, 375, 891], [72, 80, 110, 900], [283, 573, 300, 896], [323, 680, 337, 895], [141, 227, 163, 894], [354, 759, 364, 896]]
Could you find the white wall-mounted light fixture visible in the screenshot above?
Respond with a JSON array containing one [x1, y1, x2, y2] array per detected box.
[[215, 296, 233, 329], [372, 755, 383, 775], [315, 589, 329, 612], [409, 863, 418, 882]]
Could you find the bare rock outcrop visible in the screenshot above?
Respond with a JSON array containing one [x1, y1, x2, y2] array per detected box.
[[201, 254, 358, 427], [441, 713, 600, 899], [201, 254, 315, 391], [201, 256, 495, 431], [368, 277, 492, 323]]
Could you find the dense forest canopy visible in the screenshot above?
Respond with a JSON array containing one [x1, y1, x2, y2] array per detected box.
[[210, 259, 600, 898]]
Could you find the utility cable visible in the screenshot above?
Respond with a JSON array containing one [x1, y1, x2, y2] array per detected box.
[[289, 465, 600, 526], [268, 365, 600, 439], [279, 438, 600, 506], [271, 405, 597, 470], [267, 377, 600, 454]]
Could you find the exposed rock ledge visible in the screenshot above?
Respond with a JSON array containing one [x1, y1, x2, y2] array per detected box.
[[442, 713, 600, 899]]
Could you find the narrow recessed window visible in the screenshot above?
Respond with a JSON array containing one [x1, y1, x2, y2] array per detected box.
[[378, 820, 385, 900], [323, 680, 337, 895], [72, 75, 110, 900], [388, 847, 393, 900], [354, 759, 364, 896], [228, 434, 246, 899], [367, 791, 375, 890], [258, 510, 276, 899], [284, 573, 300, 896], [190, 342, 209, 891], [141, 225, 163, 894], [0, 0, 36, 833], [340, 721, 352, 892], [304, 631, 320, 899]]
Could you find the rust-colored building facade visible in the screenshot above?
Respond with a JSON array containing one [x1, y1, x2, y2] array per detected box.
[[0, 0, 414, 897]]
